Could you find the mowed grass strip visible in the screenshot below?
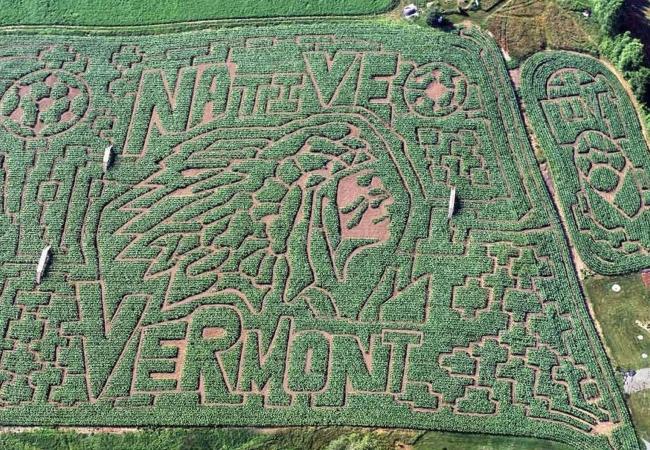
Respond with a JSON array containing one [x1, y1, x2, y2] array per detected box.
[[0, 0, 396, 26]]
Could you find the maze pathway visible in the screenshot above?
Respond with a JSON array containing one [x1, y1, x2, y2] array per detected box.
[[0, 25, 638, 449]]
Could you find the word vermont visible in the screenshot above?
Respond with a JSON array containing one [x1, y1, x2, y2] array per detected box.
[[130, 310, 422, 405]]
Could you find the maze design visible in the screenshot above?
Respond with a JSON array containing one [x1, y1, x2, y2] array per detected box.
[[521, 52, 650, 275], [0, 26, 638, 449]]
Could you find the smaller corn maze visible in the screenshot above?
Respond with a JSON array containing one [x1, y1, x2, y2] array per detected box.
[[521, 51, 650, 275]]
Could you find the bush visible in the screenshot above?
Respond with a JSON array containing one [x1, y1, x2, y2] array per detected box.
[[426, 9, 451, 28], [600, 32, 645, 73], [593, 0, 624, 34], [627, 67, 650, 102]]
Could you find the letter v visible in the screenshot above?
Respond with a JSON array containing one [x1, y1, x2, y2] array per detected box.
[[68, 282, 147, 400], [304, 51, 359, 107]]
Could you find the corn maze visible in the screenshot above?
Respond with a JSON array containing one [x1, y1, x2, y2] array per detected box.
[[0, 25, 639, 448], [521, 52, 650, 275]]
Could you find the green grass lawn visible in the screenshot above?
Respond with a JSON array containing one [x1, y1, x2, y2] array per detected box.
[[0, 427, 576, 450], [584, 273, 650, 370], [0, 0, 395, 26], [584, 272, 650, 442], [629, 390, 650, 442], [0, 428, 260, 450], [413, 431, 574, 450]]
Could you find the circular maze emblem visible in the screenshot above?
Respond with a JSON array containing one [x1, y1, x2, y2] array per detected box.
[[404, 63, 468, 116], [0, 69, 89, 138]]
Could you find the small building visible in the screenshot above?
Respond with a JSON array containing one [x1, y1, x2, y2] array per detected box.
[[403, 4, 419, 19]]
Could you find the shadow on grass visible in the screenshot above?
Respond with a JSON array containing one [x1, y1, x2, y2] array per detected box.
[[621, 0, 650, 59]]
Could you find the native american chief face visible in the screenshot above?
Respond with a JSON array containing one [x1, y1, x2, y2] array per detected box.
[[109, 114, 410, 318]]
